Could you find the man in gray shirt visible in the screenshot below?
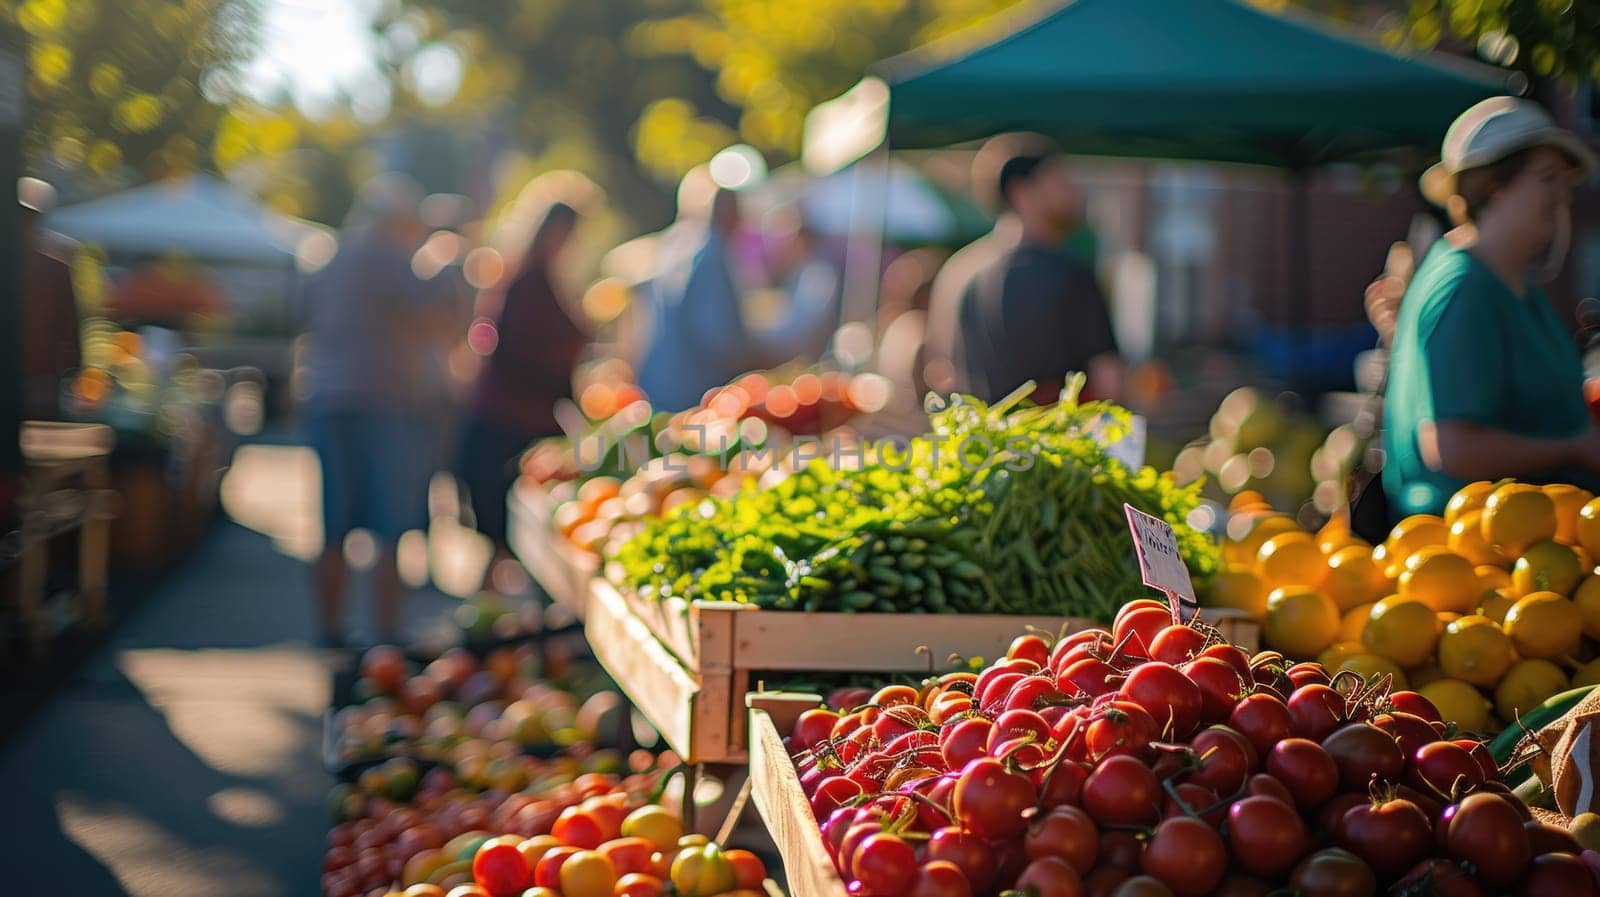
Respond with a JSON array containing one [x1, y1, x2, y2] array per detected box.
[[956, 149, 1122, 404]]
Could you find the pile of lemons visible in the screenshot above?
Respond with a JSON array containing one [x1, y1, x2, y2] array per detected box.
[[1206, 480, 1600, 733]]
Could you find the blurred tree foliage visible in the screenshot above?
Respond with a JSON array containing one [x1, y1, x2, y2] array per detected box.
[[2, 0, 259, 180], [1393, 0, 1600, 83], [381, 0, 741, 230]]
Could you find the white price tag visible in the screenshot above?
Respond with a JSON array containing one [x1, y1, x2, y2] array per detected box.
[[1124, 503, 1197, 615]]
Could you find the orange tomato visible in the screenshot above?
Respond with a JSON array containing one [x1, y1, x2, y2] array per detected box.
[[724, 849, 767, 889], [580, 796, 627, 840], [598, 837, 657, 877], [613, 872, 666, 897]]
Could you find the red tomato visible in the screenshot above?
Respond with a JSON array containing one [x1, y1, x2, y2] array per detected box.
[[1163, 782, 1225, 828], [1014, 856, 1084, 897], [1082, 755, 1162, 826], [1008, 634, 1053, 667], [1143, 815, 1228, 897], [908, 860, 974, 897], [852, 833, 917, 896], [1455, 739, 1498, 781], [1227, 796, 1310, 879], [1336, 796, 1433, 879], [597, 838, 656, 877], [724, 849, 765, 889], [1097, 831, 1144, 872], [1181, 657, 1247, 725], [926, 827, 996, 894], [1188, 726, 1258, 795], [1119, 662, 1203, 738], [1229, 693, 1295, 758], [1114, 600, 1173, 656], [1150, 625, 1210, 665], [613, 872, 666, 897], [1322, 723, 1405, 792], [1266, 738, 1339, 809], [1084, 701, 1159, 762], [1245, 772, 1295, 807], [791, 709, 839, 750], [1288, 684, 1350, 743], [553, 807, 607, 850], [1059, 657, 1119, 698], [1024, 805, 1099, 873], [1408, 741, 1485, 800], [1289, 848, 1378, 897], [953, 758, 1036, 840], [471, 837, 530, 897], [1521, 853, 1600, 897], [1393, 858, 1488, 897], [1443, 793, 1532, 888], [1389, 691, 1442, 723], [534, 846, 580, 890]]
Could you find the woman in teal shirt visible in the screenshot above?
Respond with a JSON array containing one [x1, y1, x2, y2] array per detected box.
[[1384, 97, 1600, 518]]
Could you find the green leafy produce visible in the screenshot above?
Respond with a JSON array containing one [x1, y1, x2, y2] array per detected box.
[[609, 377, 1220, 620]]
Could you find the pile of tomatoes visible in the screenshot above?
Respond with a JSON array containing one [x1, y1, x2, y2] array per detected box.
[[785, 599, 1600, 897], [325, 765, 768, 897]]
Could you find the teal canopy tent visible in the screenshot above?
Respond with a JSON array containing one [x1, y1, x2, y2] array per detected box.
[[805, 0, 1520, 361], [809, 0, 1519, 171]]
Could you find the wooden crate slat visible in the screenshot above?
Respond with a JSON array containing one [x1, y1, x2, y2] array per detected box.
[[731, 611, 1072, 672], [749, 705, 850, 897], [585, 577, 700, 760]]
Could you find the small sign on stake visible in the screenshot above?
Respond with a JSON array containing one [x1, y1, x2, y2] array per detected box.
[[1124, 503, 1198, 622]]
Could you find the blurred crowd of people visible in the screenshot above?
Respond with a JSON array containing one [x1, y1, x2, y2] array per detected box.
[[297, 133, 1130, 643]]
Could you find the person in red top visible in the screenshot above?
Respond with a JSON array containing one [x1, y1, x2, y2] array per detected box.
[[19, 178, 81, 421], [457, 202, 588, 575]]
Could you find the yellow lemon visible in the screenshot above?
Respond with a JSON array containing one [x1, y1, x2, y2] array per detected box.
[[1263, 587, 1341, 659], [1503, 591, 1582, 659], [1341, 602, 1376, 642], [1481, 483, 1557, 557], [1385, 515, 1449, 575], [1362, 596, 1441, 667], [1573, 658, 1600, 689], [1574, 575, 1600, 640], [1398, 547, 1479, 614], [1324, 545, 1387, 612], [1449, 511, 1506, 567], [1204, 568, 1269, 617], [1494, 658, 1569, 723], [1407, 663, 1447, 689], [1546, 484, 1594, 546], [1578, 498, 1600, 560], [1420, 679, 1495, 733], [1475, 565, 1513, 592], [1512, 540, 1587, 597], [1445, 481, 1497, 529], [1337, 653, 1409, 690], [1476, 589, 1516, 625], [1224, 513, 1300, 568], [1257, 533, 1329, 590], [1318, 640, 1368, 671], [1437, 615, 1516, 687]]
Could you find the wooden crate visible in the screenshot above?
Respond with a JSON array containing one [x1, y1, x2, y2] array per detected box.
[[508, 481, 598, 616], [588, 578, 1259, 764], [748, 696, 849, 897]]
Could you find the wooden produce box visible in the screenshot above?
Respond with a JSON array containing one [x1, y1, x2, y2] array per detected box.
[[748, 695, 849, 897], [587, 578, 1258, 764], [508, 480, 598, 616]]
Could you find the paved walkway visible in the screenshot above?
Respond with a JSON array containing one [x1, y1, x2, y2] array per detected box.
[[1, 442, 464, 896]]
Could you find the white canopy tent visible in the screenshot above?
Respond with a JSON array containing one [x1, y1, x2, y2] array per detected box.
[[45, 174, 332, 335]]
